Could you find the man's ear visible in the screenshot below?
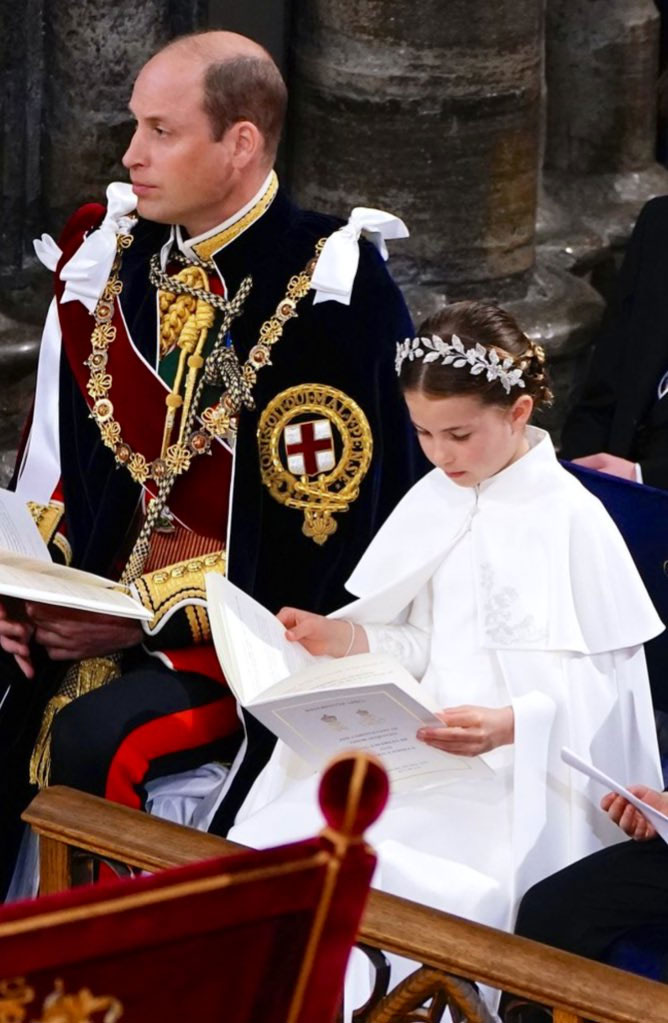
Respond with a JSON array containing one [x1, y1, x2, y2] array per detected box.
[[225, 120, 265, 169]]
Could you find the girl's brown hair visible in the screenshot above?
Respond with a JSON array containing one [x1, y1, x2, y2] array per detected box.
[[399, 300, 552, 410]]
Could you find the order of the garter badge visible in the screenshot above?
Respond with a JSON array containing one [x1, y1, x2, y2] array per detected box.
[[258, 384, 373, 545]]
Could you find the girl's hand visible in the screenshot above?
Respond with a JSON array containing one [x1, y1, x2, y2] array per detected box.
[[417, 704, 515, 756], [277, 607, 368, 658], [600, 785, 668, 841]]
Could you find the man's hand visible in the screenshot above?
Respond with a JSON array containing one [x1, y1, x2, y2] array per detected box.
[[24, 603, 143, 662], [277, 607, 369, 658], [571, 452, 637, 481], [600, 785, 668, 841], [417, 704, 515, 756], [0, 599, 35, 678]]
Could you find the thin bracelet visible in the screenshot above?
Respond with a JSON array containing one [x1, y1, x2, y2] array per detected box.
[[343, 619, 356, 657]]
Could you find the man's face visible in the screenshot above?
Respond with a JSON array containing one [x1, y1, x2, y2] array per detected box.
[[123, 51, 238, 236]]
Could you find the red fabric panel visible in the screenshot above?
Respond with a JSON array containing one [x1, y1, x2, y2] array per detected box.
[[142, 527, 223, 573], [104, 697, 239, 809], [156, 644, 226, 682], [0, 847, 375, 1023]]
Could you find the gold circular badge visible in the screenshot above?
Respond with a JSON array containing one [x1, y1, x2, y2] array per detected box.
[[258, 384, 373, 545]]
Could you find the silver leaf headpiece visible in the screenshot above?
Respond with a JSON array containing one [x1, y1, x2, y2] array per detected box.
[[395, 334, 526, 395]]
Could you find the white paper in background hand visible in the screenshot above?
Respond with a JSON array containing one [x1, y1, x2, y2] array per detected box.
[[561, 746, 668, 843]]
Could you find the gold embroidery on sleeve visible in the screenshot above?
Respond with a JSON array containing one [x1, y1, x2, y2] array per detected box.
[[133, 550, 226, 635]]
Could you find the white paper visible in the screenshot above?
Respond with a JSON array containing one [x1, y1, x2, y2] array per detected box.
[[260, 651, 439, 707], [206, 574, 315, 704], [0, 490, 151, 619], [561, 746, 668, 843], [0, 490, 51, 561], [253, 681, 491, 791], [0, 559, 152, 619]]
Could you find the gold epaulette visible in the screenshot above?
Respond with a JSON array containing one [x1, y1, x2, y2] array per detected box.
[[27, 500, 72, 565], [133, 550, 226, 640]]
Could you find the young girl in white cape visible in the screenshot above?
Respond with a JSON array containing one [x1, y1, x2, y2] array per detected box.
[[229, 301, 663, 998]]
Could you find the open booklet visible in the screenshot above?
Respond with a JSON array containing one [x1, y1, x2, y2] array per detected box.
[[0, 489, 151, 620], [206, 573, 492, 790], [561, 747, 668, 843]]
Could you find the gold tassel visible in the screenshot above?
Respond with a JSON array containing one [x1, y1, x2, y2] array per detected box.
[[29, 656, 122, 788]]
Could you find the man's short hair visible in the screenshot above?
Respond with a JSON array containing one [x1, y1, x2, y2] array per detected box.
[[202, 55, 287, 160]]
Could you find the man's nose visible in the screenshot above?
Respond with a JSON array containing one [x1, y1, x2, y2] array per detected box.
[[122, 128, 143, 169]]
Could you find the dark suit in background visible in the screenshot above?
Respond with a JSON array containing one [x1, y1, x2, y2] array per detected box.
[[514, 837, 668, 970], [561, 197, 668, 489]]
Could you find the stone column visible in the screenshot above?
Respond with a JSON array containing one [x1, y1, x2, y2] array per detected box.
[[287, 0, 603, 443], [207, 0, 289, 68], [288, 0, 543, 299], [42, 3, 167, 235], [0, 0, 45, 295], [541, 0, 668, 271]]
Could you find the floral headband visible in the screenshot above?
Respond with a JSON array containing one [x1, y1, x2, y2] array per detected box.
[[394, 333, 544, 395]]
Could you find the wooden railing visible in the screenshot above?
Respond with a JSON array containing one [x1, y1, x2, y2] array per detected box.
[[23, 786, 668, 1023]]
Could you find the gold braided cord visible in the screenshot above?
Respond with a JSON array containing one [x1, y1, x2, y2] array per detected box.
[[158, 264, 215, 457], [159, 283, 196, 357]]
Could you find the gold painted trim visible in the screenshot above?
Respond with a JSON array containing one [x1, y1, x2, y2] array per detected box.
[[286, 755, 379, 1022], [0, 852, 330, 940], [191, 171, 279, 261]]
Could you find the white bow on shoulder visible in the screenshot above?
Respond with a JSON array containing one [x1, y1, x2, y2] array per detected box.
[[310, 207, 409, 306], [33, 182, 138, 313]]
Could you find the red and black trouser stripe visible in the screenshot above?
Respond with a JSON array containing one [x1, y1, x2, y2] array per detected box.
[[49, 660, 241, 810]]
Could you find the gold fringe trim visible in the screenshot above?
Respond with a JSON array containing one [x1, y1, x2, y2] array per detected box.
[[29, 656, 121, 788]]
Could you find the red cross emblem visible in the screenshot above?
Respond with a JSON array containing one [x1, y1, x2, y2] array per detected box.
[[284, 418, 336, 476]]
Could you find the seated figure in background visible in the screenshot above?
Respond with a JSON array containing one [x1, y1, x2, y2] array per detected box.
[[514, 783, 668, 969], [561, 195, 668, 489]]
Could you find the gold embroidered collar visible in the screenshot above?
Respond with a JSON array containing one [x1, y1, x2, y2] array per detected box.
[[178, 170, 279, 264]]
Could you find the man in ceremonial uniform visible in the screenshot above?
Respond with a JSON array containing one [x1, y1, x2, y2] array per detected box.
[[0, 31, 418, 895]]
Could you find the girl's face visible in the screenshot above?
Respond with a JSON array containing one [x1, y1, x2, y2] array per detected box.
[[404, 390, 533, 487]]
